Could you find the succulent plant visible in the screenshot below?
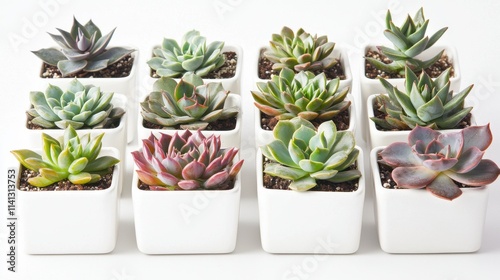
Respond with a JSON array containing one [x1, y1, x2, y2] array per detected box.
[[11, 125, 119, 187], [264, 26, 337, 72], [366, 7, 448, 75], [378, 124, 500, 200], [147, 30, 225, 78], [27, 78, 125, 129], [32, 17, 135, 77], [141, 73, 238, 130], [261, 117, 361, 191], [132, 130, 244, 190], [371, 67, 472, 130], [252, 68, 350, 121]]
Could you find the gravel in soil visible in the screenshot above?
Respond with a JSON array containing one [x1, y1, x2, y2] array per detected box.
[[262, 157, 359, 192], [260, 109, 350, 131], [138, 178, 235, 191], [19, 167, 114, 191], [151, 52, 237, 79], [258, 55, 346, 80], [41, 54, 134, 78], [364, 49, 454, 79], [142, 117, 237, 131]]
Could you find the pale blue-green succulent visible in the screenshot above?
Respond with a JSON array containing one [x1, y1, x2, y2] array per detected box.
[[261, 117, 361, 191], [147, 30, 225, 78], [28, 78, 125, 129]]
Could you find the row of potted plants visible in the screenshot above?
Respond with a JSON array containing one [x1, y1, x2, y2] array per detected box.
[[9, 8, 500, 255]]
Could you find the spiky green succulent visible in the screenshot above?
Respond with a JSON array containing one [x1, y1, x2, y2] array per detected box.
[[132, 130, 244, 191], [11, 125, 119, 187], [27, 78, 125, 129], [379, 124, 500, 200], [264, 26, 337, 72], [33, 17, 134, 77], [371, 67, 472, 130], [141, 73, 238, 130], [252, 68, 350, 121], [147, 30, 225, 78], [366, 8, 448, 75], [261, 117, 361, 191]]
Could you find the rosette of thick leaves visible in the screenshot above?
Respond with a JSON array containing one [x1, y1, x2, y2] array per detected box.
[[379, 125, 500, 200]]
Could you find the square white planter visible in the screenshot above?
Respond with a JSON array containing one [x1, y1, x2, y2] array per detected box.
[[254, 94, 356, 148], [255, 46, 352, 93], [17, 148, 120, 254], [137, 93, 241, 148], [146, 45, 243, 95], [366, 94, 475, 148], [370, 147, 490, 254], [256, 148, 365, 254], [132, 169, 241, 254], [24, 94, 127, 195], [36, 49, 139, 143], [359, 45, 461, 140]]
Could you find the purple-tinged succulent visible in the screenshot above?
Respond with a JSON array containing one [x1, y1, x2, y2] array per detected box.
[[379, 124, 500, 200], [132, 130, 243, 191]]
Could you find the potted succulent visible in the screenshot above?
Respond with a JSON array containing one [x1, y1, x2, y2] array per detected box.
[[360, 8, 461, 136], [370, 125, 500, 253], [138, 73, 241, 148], [256, 26, 352, 91], [257, 117, 365, 254], [147, 30, 242, 93], [11, 125, 121, 254], [131, 130, 244, 254], [367, 66, 473, 148], [252, 68, 355, 147], [32, 17, 138, 142], [24, 79, 127, 164]]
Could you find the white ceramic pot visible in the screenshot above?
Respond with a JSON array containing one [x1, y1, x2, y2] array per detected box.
[[367, 94, 475, 148], [256, 148, 365, 254], [255, 46, 353, 93], [131, 168, 241, 254], [359, 45, 461, 140], [17, 148, 120, 254], [254, 94, 356, 148], [146, 45, 243, 95], [137, 93, 241, 148], [370, 147, 489, 254], [24, 94, 127, 195], [36, 49, 139, 143]]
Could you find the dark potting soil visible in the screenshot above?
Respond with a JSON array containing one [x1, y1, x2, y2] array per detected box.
[[138, 178, 235, 191], [364, 49, 454, 79], [372, 103, 472, 131], [258, 56, 346, 80], [26, 113, 122, 130], [260, 109, 350, 131], [142, 116, 237, 131], [150, 52, 237, 79], [262, 157, 359, 192], [18, 167, 114, 191], [40, 54, 134, 78]]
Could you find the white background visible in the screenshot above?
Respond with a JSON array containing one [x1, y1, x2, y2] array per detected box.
[[1, 0, 500, 279]]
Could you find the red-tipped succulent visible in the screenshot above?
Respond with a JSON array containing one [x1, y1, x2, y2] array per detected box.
[[379, 124, 500, 200], [132, 130, 243, 190]]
